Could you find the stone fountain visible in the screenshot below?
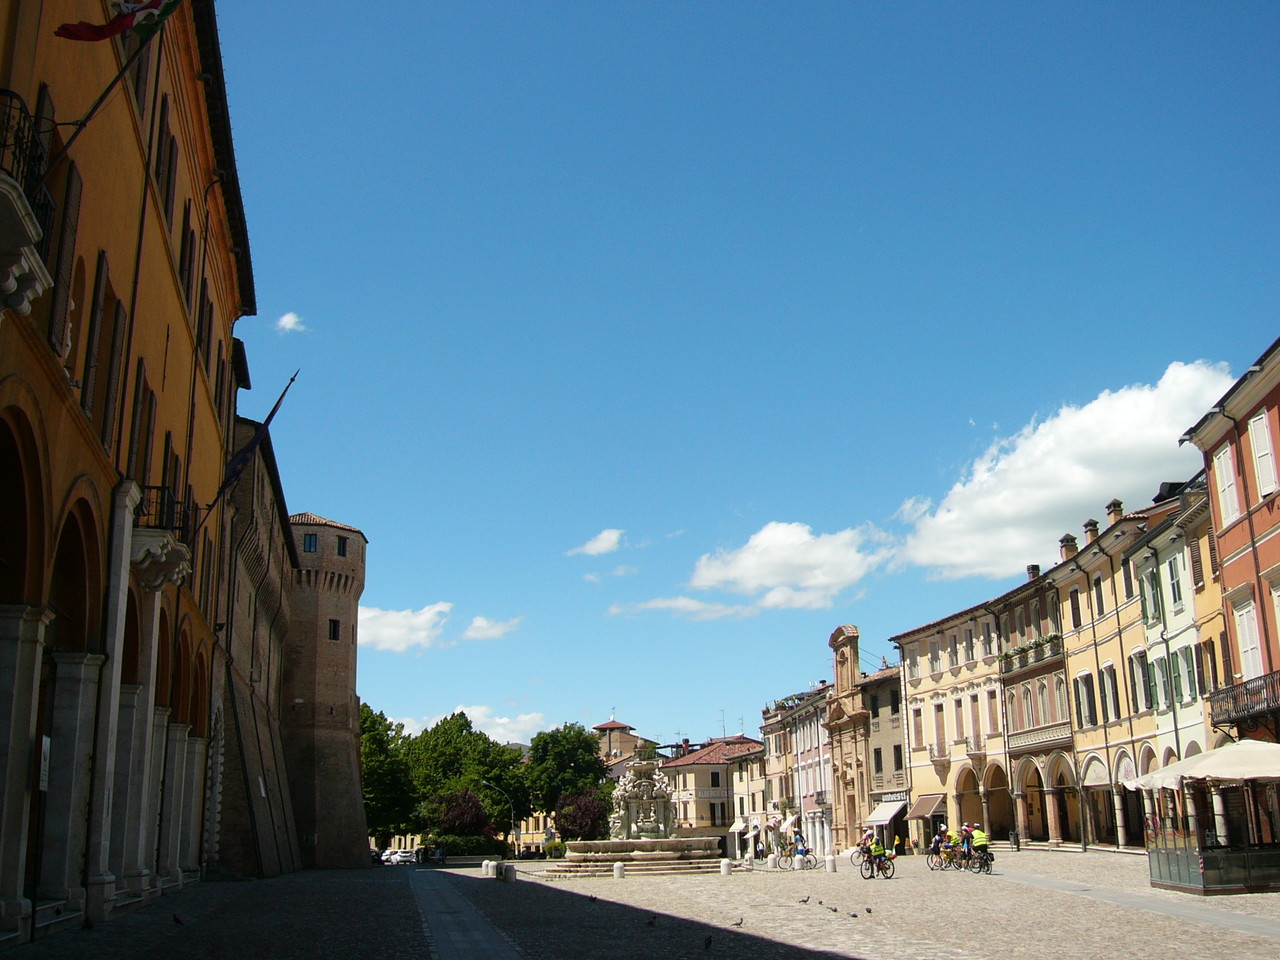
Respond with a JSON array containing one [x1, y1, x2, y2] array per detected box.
[[560, 758, 721, 867]]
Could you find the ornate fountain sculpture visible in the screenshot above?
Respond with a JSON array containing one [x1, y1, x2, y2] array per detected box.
[[561, 757, 721, 868]]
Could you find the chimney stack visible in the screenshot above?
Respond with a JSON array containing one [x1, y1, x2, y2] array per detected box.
[[1106, 499, 1124, 526], [1083, 519, 1099, 544], [1060, 534, 1078, 561], [1027, 564, 1041, 581]]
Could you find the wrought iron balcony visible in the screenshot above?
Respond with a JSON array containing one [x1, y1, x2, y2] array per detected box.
[[814, 790, 829, 806], [0, 89, 54, 316], [135, 485, 198, 542], [1208, 671, 1280, 727]]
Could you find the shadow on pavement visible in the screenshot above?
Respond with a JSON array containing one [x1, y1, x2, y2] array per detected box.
[[446, 869, 873, 960]]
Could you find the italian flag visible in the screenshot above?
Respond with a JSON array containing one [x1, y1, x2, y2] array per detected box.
[[56, 0, 183, 42]]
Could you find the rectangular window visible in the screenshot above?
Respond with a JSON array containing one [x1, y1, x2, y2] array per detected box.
[[988, 690, 1000, 732], [1069, 589, 1082, 629], [948, 634, 958, 667], [912, 707, 923, 745], [870, 694, 880, 717], [954, 698, 965, 739], [1249, 411, 1279, 496], [1189, 537, 1205, 588], [890, 688, 900, 714], [929, 641, 941, 674], [303, 533, 317, 553], [1122, 558, 1134, 599], [1168, 557, 1183, 609], [1213, 443, 1241, 524], [964, 629, 975, 663], [907, 646, 919, 679], [893, 744, 903, 770], [1235, 601, 1264, 680], [1144, 572, 1162, 622], [327, 618, 340, 640], [337, 535, 348, 557], [710, 771, 720, 787], [873, 748, 883, 774], [933, 703, 945, 745], [1093, 577, 1105, 617]]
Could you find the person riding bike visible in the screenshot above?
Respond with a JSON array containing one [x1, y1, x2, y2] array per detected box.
[[930, 824, 950, 855], [970, 823, 990, 860]]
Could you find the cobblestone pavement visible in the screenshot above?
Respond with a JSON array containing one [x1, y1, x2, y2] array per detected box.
[[9, 851, 1280, 960]]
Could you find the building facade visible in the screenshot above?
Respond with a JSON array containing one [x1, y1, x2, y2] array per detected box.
[[761, 684, 832, 855], [1185, 336, 1280, 745], [662, 735, 762, 856]]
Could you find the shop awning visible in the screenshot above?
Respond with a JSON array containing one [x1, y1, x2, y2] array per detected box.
[[865, 799, 907, 827], [729, 819, 747, 833], [905, 793, 946, 819], [781, 814, 798, 831]]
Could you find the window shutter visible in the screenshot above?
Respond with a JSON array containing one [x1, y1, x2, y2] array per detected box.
[[1248, 413, 1278, 496], [1207, 530, 1220, 575], [80, 251, 109, 416], [46, 163, 82, 355], [1189, 538, 1204, 588], [99, 301, 127, 451]]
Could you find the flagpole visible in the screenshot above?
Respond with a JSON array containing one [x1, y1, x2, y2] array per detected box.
[[45, 32, 159, 174], [193, 369, 300, 537]]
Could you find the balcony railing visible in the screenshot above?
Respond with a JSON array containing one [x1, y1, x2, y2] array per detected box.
[[814, 790, 828, 806], [0, 89, 54, 253], [998, 635, 1064, 675], [1007, 721, 1072, 750], [965, 733, 986, 758], [1209, 671, 1280, 727], [135, 485, 198, 543], [927, 742, 948, 760]]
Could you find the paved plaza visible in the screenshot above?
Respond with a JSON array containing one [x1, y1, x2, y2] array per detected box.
[[10, 850, 1280, 960]]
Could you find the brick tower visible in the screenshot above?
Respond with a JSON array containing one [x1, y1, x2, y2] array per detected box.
[[283, 513, 370, 868]]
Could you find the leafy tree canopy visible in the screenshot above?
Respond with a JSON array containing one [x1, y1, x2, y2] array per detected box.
[[359, 702, 415, 845], [526, 723, 608, 813]]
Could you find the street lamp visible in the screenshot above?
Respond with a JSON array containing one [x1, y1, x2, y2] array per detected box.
[[482, 780, 518, 855]]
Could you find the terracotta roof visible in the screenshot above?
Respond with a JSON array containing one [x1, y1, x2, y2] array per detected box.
[[661, 736, 763, 768], [289, 512, 365, 536], [855, 665, 900, 687], [593, 720, 632, 731]]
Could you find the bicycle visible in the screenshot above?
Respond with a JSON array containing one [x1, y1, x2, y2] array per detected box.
[[849, 844, 869, 866], [927, 846, 962, 871], [860, 854, 895, 880], [967, 849, 993, 874], [779, 849, 818, 870]]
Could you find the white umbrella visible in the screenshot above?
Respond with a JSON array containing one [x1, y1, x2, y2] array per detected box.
[[1123, 739, 1280, 791]]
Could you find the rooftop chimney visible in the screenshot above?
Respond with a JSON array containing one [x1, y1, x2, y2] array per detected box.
[[1083, 519, 1100, 545], [1105, 499, 1124, 526], [1060, 534, 1078, 561], [1027, 564, 1041, 581]]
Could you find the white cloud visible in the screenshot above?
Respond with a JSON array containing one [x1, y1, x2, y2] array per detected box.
[[408, 705, 549, 744], [583, 572, 602, 583], [358, 603, 453, 652], [611, 565, 637, 577], [900, 360, 1235, 580], [567, 528, 624, 556], [275, 311, 308, 334], [689, 521, 894, 610], [462, 615, 522, 641], [607, 596, 757, 621]]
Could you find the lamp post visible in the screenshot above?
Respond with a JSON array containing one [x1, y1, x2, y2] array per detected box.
[[483, 780, 518, 855]]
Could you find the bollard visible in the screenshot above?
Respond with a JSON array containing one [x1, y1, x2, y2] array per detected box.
[[501, 863, 517, 882], [767, 854, 779, 870], [482, 859, 492, 878], [613, 862, 626, 879], [825, 855, 836, 873], [719, 858, 731, 876]]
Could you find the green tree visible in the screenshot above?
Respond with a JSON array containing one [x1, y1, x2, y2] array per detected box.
[[526, 723, 608, 813], [554, 789, 610, 841], [358, 702, 415, 846]]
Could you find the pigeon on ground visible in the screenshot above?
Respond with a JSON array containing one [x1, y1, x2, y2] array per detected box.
[[828, 906, 839, 913], [798, 896, 810, 904], [703, 934, 714, 949], [588, 895, 598, 902], [817, 900, 824, 905], [865, 907, 872, 914], [731, 918, 744, 927]]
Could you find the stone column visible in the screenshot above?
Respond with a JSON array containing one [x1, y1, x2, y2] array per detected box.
[[1046, 788, 1063, 846], [0, 605, 51, 937], [1111, 788, 1128, 847], [180, 736, 207, 876], [1182, 785, 1201, 846], [156, 723, 190, 886], [1210, 786, 1229, 846], [142, 708, 171, 892], [38, 651, 105, 906], [979, 791, 991, 833], [115, 589, 163, 898], [1013, 790, 1029, 842], [84, 482, 140, 920]]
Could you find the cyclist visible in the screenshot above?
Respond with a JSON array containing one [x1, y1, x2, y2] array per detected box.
[[970, 822, 990, 860], [793, 829, 808, 857], [868, 834, 889, 872]]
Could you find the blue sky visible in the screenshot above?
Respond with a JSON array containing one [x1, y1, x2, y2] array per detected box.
[[216, 2, 1277, 745]]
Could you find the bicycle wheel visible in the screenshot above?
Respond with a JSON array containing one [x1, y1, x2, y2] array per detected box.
[[967, 854, 984, 874], [926, 852, 942, 871], [980, 854, 993, 875], [859, 859, 875, 880], [778, 854, 793, 870], [850, 846, 866, 866], [879, 858, 895, 880], [802, 853, 818, 870]]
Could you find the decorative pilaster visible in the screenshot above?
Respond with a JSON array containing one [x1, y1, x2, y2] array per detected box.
[[180, 736, 207, 876], [1046, 787, 1063, 846], [1210, 786, 1229, 846], [0, 605, 51, 936], [1111, 788, 1128, 847], [156, 723, 190, 886]]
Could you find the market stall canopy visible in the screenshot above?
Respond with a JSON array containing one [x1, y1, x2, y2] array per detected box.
[[1123, 739, 1280, 791], [905, 793, 946, 819], [865, 799, 907, 826]]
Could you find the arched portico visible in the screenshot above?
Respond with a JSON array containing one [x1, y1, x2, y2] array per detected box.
[[982, 762, 1014, 840]]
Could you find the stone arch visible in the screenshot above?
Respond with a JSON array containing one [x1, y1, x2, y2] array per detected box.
[[1016, 758, 1049, 841], [171, 629, 194, 726], [981, 761, 1015, 840], [0, 401, 46, 604], [45, 499, 102, 652], [1161, 746, 1179, 768], [1138, 742, 1158, 775], [154, 609, 173, 708], [1046, 751, 1081, 844], [189, 650, 209, 738], [1184, 741, 1203, 758], [954, 765, 983, 826]]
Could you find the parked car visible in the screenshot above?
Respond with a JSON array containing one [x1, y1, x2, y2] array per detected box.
[[381, 849, 398, 863], [391, 849, 416, 864]]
